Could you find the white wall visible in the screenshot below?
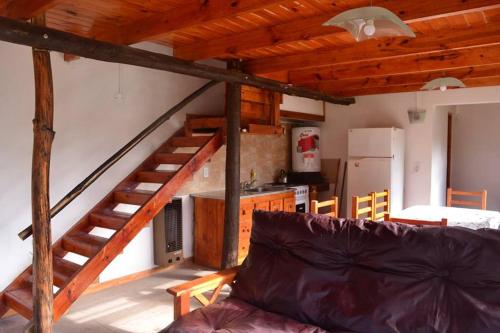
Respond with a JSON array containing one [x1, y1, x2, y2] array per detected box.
[[451, 103, 500, 211], [319, 86, 500, 214], [0, 41, 224, 288]]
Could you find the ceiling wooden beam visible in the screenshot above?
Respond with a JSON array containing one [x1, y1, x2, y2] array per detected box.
[[174, 0, 500, 61], [333, 76, 500, 97], [300, 65, 500, 92], [0, 16, 354, 105], [243, 24, 500, 74], [289, 44, 500, 84], [96, 0, 292, 45], [1, 0, 61, 19]]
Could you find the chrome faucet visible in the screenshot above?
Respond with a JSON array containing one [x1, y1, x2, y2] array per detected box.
[[241, 169, 257, 190]]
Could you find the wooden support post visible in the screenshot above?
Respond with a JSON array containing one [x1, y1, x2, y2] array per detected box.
[[221, 62, 241, 269], [31, 14, 54, 333]]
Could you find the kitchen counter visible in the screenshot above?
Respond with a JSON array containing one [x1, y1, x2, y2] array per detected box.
[[193, 188, 296, 269], [191, 187, 294, 200]]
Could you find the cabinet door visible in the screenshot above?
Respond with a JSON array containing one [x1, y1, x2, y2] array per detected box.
[[255, 201, 270, 211], [270, 199, 283, 212], [239, 221, 252, 240], [240, 202, 254, 223], [284, 197, 296, 212], [238, 239, 250, 264]]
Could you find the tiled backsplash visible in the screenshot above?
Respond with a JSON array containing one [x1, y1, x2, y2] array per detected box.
[[177, 130, 291, 195]]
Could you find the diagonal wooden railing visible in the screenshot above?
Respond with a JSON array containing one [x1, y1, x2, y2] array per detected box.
[[18, 80, 220, 240]]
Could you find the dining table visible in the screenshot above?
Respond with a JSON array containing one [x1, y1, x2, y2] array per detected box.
[[392, 205, 500, 230]]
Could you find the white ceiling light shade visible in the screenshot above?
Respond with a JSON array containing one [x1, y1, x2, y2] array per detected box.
[[421, 77, 466, 92], [322, 6, 416, 42]]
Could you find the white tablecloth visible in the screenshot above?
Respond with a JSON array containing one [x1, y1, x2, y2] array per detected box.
[[392, 205, 500, 230]]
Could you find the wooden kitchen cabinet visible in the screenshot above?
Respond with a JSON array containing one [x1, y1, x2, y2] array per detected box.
[[226, 84, 284, 135], [193, 191, 295, 269]]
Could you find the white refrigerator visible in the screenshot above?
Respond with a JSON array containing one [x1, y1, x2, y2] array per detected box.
[[346, 128, 405, 218]]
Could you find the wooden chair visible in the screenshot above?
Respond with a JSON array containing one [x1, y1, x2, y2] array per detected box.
[[384, 213, 448, 227], [352, 194, 374, 220], [373, 189, 390, 221], [311, 196, 339, 218], [446, 188, 487, 210]]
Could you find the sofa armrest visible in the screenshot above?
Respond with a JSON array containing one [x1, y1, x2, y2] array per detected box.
[[167, 266, 240, 319]]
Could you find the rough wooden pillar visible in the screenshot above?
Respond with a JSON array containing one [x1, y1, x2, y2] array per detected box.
[[31, 14, 55, 333], [221, 62, 241, 269]]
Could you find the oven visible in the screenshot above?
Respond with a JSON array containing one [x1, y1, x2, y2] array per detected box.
[[288, 185, 309, 213]]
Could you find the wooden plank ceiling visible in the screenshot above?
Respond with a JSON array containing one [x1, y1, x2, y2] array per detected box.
[[1, 0, 500, 97]]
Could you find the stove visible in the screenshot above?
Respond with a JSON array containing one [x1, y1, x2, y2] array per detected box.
[[287, 185, 309, 213]]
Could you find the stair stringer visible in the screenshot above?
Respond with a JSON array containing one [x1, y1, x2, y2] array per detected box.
[[0, 129, 224, 321], [0, 127, 186, 319], [53, 130, 223, 320]]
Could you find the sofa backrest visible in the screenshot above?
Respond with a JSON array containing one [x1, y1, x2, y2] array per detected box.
[[231, 210, 500, 333]]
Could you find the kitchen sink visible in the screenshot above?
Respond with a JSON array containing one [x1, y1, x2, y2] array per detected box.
[[243, 185, 289, 193]]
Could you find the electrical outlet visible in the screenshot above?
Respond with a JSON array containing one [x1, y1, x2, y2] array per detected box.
[[203, 166, 209, 178]]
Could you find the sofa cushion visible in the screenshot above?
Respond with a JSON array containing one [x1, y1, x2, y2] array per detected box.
[[162, 297, 334, 333], [231, 211, 500, 333]]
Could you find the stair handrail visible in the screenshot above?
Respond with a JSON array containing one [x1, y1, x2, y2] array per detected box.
[[18, 80, 220, 240]]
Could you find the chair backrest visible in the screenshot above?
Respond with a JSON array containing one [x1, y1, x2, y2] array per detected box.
[[352, 194, 374, 220], [384, 213, 447, 227], [447, 188, 487, 210], [373, 189, 390, 221], [311, 197, 339, 218]]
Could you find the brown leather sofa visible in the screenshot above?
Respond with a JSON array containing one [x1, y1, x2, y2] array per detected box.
[[163, 210, 500, 333]]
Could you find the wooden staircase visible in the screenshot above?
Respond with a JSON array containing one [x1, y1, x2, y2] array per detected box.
[[0, 116, 225, 321]]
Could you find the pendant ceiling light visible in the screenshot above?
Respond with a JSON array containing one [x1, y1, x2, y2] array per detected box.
[[323, 6, 416, 42], [421, 77, 466, 92]]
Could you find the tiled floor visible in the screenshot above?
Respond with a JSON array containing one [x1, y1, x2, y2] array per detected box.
[[0, 263, 217, 333]]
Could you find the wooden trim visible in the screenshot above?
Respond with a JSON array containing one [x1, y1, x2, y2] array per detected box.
[[280, 110, 325, 122], [167, 266, 239, 320], [385, 214, 448, 227], [84, 260, 191, 295], [0, 16, 354, 106]]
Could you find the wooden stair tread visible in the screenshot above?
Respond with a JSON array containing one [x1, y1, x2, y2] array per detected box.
[[53, 256, 81, 284], [4, 287, 33, 319], [89, 211, 129, 230], [26, 257, 81, 289], [186, 117, 225, 129], [136, 170, 175, 183], [62, 232, 108, 258], [170, 136, 210, 147], [154, 153, 193, 164], [114, 189, 153, 206]]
